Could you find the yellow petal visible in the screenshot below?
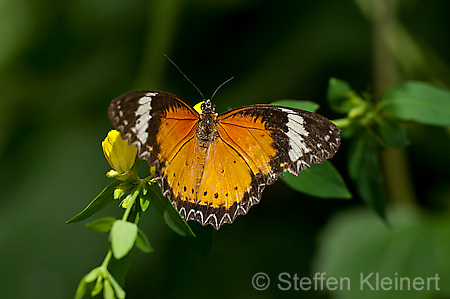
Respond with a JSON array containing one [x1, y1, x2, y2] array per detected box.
[[193, 100, 205, 114], [106, 170, 119, 178], [102, 130, 137, 174]]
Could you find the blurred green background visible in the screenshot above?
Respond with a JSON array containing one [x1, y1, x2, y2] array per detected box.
[[1, 0, 449, 298]]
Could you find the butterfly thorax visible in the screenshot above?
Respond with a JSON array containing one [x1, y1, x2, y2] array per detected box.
[[196, 100, 218, 143], [197, 112, 218, 144]]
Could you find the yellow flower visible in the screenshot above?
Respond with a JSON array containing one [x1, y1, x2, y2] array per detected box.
[[193, 100, 206, 114], [102, 130, 138, 181]]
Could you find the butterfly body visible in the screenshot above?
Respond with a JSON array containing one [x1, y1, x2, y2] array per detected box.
[[196, 104, 218, 142], [109, 91, 341, 230]]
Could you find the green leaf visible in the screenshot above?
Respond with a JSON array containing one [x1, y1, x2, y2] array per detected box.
[[140, 196, 150, 212], [271, 99, 319, 112], [108, 251, 132, 287], [376, 117, 409, 148], [327, 77, 364, 113], [83, 268, 100, 283], [103, 279, 115, 299], [133, 209, 140, 224], [110, 220, 138, 260], [135, 228, 154, 253], [378, 81, 450, 126], [67, 180, 121, 224], [147, 183, 196, 237], [86, 217, 117, 233], [74, 279, 87, 299], [282, 161, 351, 199], [314, 206, 450, 298], [348, 133, 386, 218], [106, 271, 126, 299], [91, 276, 104, 297], [75, 268, 101, 299], [332, 118, 359, 139]]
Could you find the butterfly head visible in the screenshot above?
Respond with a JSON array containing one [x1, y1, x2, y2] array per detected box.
[[194, 99, 216, 115]]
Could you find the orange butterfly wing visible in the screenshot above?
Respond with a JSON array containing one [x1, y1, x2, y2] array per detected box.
[[110, 92, 341, 230], [109, 91, 212, 205]]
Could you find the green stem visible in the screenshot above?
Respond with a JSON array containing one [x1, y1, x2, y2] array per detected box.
[[99, 186, 140, 272], [368, 0, 417, 206], [355, 0, 417, 206], [101, 250, 113, 269], [122, 187, 140, 221]]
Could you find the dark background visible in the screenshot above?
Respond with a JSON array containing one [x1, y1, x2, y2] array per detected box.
[[1, 0, 449, 298]]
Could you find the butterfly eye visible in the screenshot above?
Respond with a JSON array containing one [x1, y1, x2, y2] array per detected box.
[[201, 100, 215, 113]]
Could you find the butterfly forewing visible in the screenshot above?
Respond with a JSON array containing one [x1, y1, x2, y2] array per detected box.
[[108, 91, 199, 163], [218, 104, 340, 172]]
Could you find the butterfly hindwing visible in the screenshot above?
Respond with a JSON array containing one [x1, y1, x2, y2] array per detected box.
[[184, 132, 258, 228]]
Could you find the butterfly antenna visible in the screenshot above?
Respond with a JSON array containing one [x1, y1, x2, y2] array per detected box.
[[164, 54, 205, 99], [211, 77, 234, 100]]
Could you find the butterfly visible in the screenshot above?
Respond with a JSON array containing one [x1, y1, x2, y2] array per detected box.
[[108, 89, 341, 230]]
